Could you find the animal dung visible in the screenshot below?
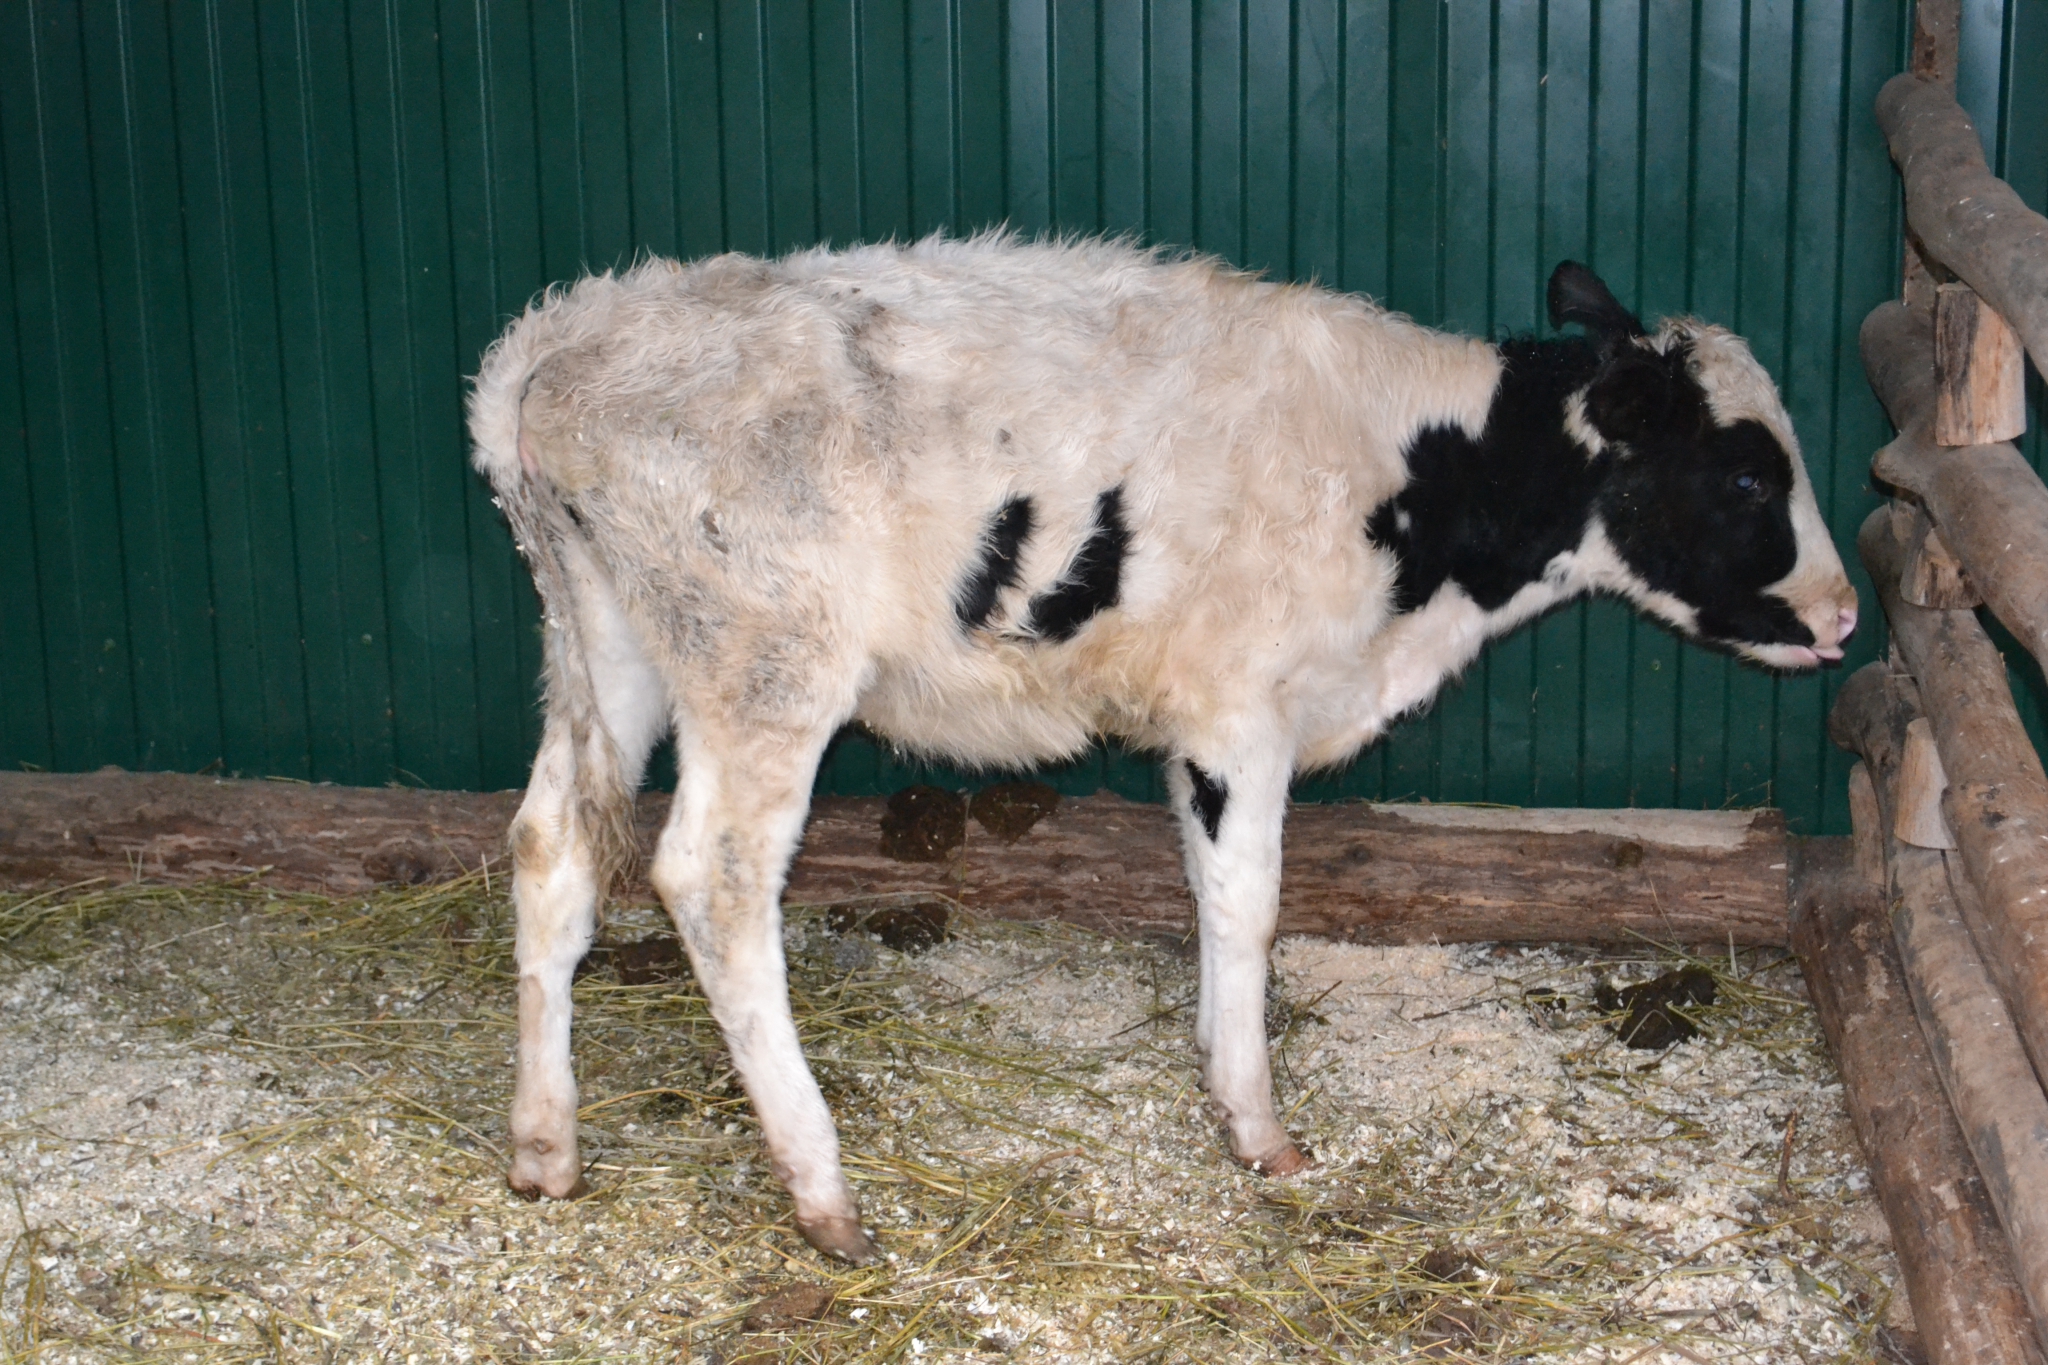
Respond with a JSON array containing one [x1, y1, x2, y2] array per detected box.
[[741, 1281, 836, 1331], [1596, 965, 1718, 1049], [824, 900, 950, 955], [614, 935, 688, 985], [878, 785, 968, 862], [971, 780, 1061, 842], [1416, 1245, 1482, 1282]]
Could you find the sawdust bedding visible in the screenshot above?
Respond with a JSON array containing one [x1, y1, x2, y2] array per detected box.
[[0, 875, 1912, 1363]]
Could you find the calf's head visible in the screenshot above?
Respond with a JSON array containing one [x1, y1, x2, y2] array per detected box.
[[1549, 262, 1858, 669]]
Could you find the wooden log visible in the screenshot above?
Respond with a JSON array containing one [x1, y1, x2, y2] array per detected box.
[[1860, 507, 2048, 1092], [0, 770, 1792, 946], [1791, 832, 2044, 1365], [1936, 282, 2027, 445], [1890, 843, 2048, 1350], [1876, 73, 2048, 379], [1864, 300, 2048, 674], [1833, 663, 2048, 1351], [794, 799, 1791, 946]]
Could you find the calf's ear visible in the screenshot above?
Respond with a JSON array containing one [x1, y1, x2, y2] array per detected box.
[[1548, 262, 1647, 355], [1585, 350, 1703, 446]]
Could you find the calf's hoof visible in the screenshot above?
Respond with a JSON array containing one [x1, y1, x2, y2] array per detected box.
[[1236, 1140, 1316, 1177], [507, 1140, 591, 1200], [508, 1170, 592, 1200], [795, 1213, 882, 1265]]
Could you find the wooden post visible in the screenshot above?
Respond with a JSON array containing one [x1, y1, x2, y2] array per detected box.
[[1902, 0, 1959, 308], [1849, 761, 1886, 886], [1909, 0, 1960, 85], [1935, 282, 2028, 445], [1858, 508, 2048, 1089], [1791, 833, 2044, 1365]]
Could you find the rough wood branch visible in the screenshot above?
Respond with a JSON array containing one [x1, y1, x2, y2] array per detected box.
[[0, 770, 1791, 946], [1876, 73, 2048, 377], [1853, 508, 2048, 1095], [1863, 300, 2048, 671], [1828, 663, 2048, 1352], [1791, 834, 2043, 1365]]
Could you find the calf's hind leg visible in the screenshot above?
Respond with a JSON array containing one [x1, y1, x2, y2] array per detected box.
[[506, 554, 669, 1200], [651, 716, 879, 1264]]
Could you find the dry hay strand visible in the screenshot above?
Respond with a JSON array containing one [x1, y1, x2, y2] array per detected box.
[[0, 874, 1908, 1362]]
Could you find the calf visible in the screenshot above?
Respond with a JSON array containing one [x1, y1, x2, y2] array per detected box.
[[469, 236, 1856, 1263]]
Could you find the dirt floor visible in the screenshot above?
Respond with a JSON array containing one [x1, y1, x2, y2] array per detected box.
[[0, 876, 1914, 1363]]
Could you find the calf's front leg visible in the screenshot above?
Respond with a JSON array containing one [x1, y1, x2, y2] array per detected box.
[[1169, 747, 1312, 1175]]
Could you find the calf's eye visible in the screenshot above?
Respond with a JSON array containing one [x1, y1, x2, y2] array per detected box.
[[1730, 471, 1766, 500]]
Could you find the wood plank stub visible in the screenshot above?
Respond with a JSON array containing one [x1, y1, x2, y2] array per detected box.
[[1895, 499, 1982, 611], [1935, 282, 2027, 446], [1895, 717, 1959, 850]]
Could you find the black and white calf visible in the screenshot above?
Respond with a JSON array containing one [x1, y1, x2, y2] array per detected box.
[[469, 236, 1855, 1263]]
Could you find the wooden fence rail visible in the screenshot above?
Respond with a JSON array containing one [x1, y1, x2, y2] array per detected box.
[[1877, 73, 2048, 378]]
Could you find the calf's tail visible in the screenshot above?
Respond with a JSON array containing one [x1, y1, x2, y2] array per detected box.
[[470, 362, 641, 897]]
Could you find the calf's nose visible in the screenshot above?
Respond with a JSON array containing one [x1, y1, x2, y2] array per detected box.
[[1836, 606, 1858, 647]]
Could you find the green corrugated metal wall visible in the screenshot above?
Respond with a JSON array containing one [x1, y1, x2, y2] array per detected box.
[[2, 1, 2042, 832]]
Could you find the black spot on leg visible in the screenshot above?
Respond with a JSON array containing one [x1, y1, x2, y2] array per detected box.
[[1026, 486, 1129, 641], [954, 495, 1035, 630], [1185, 761, 1228, 841]]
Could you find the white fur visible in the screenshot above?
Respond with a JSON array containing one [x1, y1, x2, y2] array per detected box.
[[468, 234, 1852, 1253]]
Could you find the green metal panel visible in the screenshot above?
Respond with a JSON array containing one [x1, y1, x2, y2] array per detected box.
[[6, 0, 2037, 832]]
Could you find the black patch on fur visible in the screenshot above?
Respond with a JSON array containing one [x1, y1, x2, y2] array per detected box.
[[1367, 336, 1606, 613], [1025, 486, 1129, 641], [1598, 414, 1809, 649], [1185, 761, 1228, 841], [1368, 263, 1818, 660], [954, 495, 1035, 630]]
